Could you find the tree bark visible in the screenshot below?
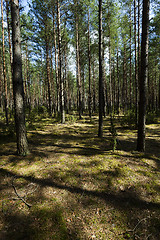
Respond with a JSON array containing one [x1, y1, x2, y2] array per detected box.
[[11, 0, 29, 155], [116, 45, 120, 114], [50, 47, 56, 114], [52, 9, 60, 115], [122, 43, 127, 113], [74, 0, 82, 119], [138, 0, 141, 86], [88, 9, 92, 118], [57, 0, 65, 123], [45, 33, 52, 116], [134, 0, 138, 126], [0, 48, 3, 109], [1, 0, 9, 125], [108, 24, 113, 115], [6, 0, 13, 108], [129, 4, 132, 109], [137, 0, 150, 152], [25, 42, 31, 112], [98, 0, 103, 137], [92, 58, 96, 112]]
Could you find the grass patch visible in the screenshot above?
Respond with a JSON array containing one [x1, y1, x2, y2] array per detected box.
[[0, 114, 160, 239]]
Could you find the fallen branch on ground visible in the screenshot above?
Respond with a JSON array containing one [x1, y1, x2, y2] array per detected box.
[[119, 216, 150, 237], [12, 178, 32, 209]]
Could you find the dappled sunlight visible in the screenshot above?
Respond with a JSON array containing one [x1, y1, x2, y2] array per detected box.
[[1, 116, 160, 239]]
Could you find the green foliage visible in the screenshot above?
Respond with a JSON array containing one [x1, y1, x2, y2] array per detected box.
[[37, 106, 48, 115], [121, 110, 136, 128], [65, 114, 78, 123], [146, 112, 158, 124], [26, 106, 48, 129], [121, 110, 158, 127], [109, 117, 117, 151]]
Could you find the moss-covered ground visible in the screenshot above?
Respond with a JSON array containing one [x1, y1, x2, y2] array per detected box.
[[0, 113, 160, 239]]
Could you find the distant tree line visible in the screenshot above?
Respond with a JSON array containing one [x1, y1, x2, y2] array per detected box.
[[0, 0, 159, 154]]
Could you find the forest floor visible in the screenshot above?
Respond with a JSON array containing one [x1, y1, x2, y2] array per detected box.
[[0, 113, 160, 240]]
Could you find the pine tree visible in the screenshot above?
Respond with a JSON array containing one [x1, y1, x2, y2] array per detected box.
[[11, 0, 29, 155], [137, 0, 150, 152]]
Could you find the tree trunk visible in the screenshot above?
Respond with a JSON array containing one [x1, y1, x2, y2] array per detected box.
[[74, 0, 82, 119], [129, 4, 132, 109], [1, 0, 9, 125], [108, 26, 113, 115], [6, 0, 13, 109], [92, 58, 96, 112], [0, 48, 3, 109], [64, 30, 69, 114], [98, 0, 103, 137], [123, 43, 127, 113], [45, 34, 52, 116], [134, 0, 138, 126], [137, 0, 150, 152], [11, 0, 29, 155], [88, 9, 92, 118], [158, 76, 160, 111], [138, 0, 141, 85], [76, 25, 82, 118], [82, 66, 85, 112], [53, 10, 60, 115], [102, 35, 106, 118], [50, 47, 56, 114], [57, 0, 65, 123], [116, 45, 120, 114], [25, 42, 31, 113]]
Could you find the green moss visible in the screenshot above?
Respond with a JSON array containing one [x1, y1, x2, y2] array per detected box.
[[1, 114, 160, 240], [30, 205, 69, 240]]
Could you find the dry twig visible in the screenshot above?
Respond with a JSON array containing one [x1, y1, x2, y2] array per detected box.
[[12, 178, 32, 209]]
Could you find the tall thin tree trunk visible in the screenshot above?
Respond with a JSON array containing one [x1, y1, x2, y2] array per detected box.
[[129, 5, 132, 109], [137, 0, 150, 152], [1, 0, 9, 125], [158, 76, 160, 111], [98, 0, 103, 137], [116, 45, 120, 114], [102, 35, 106, 118], [57, 0, 65, 123], [53, 10, 60, 115], [138, 0, 141, 85], [11, 0, 29, 155], [123, 43, 127, 113], [0, 48, 3, 109], [88, 9, 92, 118], [64, 30, 69, 114], [92, 58, 96, 112], [82, 66, 85, 112], [6, 0, 13, 108], [50, 47, 56, 114], [108, 26, 113, 115], [45, 33, 52, 116], [134, 0, 138, 126], [75, 11, 82, 119], [25, 42, 31, 112]]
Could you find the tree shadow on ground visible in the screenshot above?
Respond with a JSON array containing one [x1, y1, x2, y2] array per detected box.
[[1, 117, 160, 239], [117, 136, 160, 171], [1, 162, 160, 239], [0, 171, 84, 240], [0, 199, 82, 240], [1, 168, 160, 211]]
